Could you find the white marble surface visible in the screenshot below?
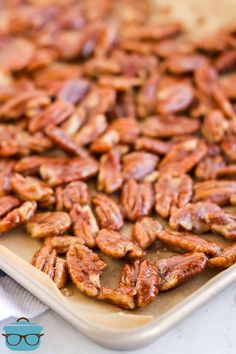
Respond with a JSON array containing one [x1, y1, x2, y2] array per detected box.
[[1, 283, 236, 354]]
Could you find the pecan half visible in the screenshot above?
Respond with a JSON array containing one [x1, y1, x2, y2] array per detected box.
[[98, 149, 123, 193], [195, 155, 226, 180], [122, 152, 158, 181], [0, 160, 14, 195], [32, 246, 67, 288], [110, 118, 140, 144], [90, 129, 120, 153], [92, 194, 123, 230], [66, 244, 106, 297], [202, 110, 228, 143], [164, 54, 207, 74], [208, 243, 236, 268], [0, 195, 21, 218], [57, 79, 90, 104], [96, 229, 143, 258], [44, 236, 82, 254], [121, 179, 154, 221], [194, 180, 236, 206], [205, 210, 236, 241], [70, 204, 98, 248], [156, 252, 207, 291], [131, 217, 163, 249], [74, 114, 107, 147], [55, 181, 88, 210], [135, 137, 170, 155], [157, 229, 221, 256], [155, 173, 193, 218], [221, 135, 236, 162], [26, 211, 71, 238]]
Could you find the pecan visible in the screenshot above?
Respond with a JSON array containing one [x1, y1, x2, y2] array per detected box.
[[169, 202, 221, 233], [0, 159, 14, 195], [26, 211, 71, 238], [73, 114, 107, 147], [156, 252, 207, 291], [141, 116, 199, 139], [44, 236, 82, 254], [220, 73, 236, 99], [122, 152, 158, 181], [32, 246, 67, 288], [96, 229, 143, 258], [136, 73, 159, 117], [110, 118, 140, 144], [10, 173, 54, 205], [164, 54, 207, 74], [14, 156, 67, 175], [132, 217, 163, 249], [70, 204, 98, 248], [0, 201, 36, 235], [202, 110, 228, 143], [195, 155, 226, 180], [55, 182, 88, 211], [221, 135, 236, 162], [121, 179, 154, 221], [205, 210, 236, 241], [90, 129, 120, 153], [194, 180, 236, 206], [157, 229, 221, 256], [98, 149, 123, 193], [99, 76, 142, 90], [57, 79, 90, 104], [0, 196, 21, 218], [215, 165, 236, 179], [159, 138, 207, 175], [39, 157, 98, 186], [208, 243, 236, 268], [124, 22, 182, 41], [135, 137, 170, 155], [155, 173, 193, 218], [66, 244, 106, 297], [28, 101, 74, 133], [215, 49, 236, 73], [92, 193, 123, 230]]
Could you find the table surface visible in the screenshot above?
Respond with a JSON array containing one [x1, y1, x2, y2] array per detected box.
[[1, 282, 235, 354]]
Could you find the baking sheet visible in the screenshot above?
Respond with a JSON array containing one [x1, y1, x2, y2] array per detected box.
[[1, 0, 236, 350]]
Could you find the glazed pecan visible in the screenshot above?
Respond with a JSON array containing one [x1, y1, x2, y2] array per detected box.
[[109, 118, 140, 144], [136, 73, 159, 117], [99, 76, 142, 90], [39, 157, 98, 186], [122, 152, 158, 181], [14, 156, 67, 175], [32, 246, 67, 288], [141, 116, 199, 139], [135, 137, 170, 155], [169, 202, 221, 233], [26, 211, 71, 238], [44, 236, 81, 254], [131, 217, 163, 249], [155, 173, 193, 218], [159, 138, 207, 175], [10, 173, 54, 205], [66, 244, 106, 297], [221, 135, 236, 162], [0, 195, 20, 218], [92, 194, 123, 230], [124, 22, 182, 41], [215, 165, 236, 179], [0, 201, 36, 235], [73, 114, 107, 147], [98, 149, 123, 193], [205, 210, 236, 241], [156, 252, 207, 291], [57, 79, 90, 104], [195, 155, 226, 180], [202, 110, 228, 143], [121, 179, 154, 221], [208, 243, 236, 268], [194, 180, 236, 205], [164, 54, 207, 74], [215, 49, 236, 73], [90, 129, 120, 153], [157, 229, 221, 256], [55, 182, 88, 210], [70, 204, 98, 248], [0, 160, 14, 195], [96, 229, 143, 258]]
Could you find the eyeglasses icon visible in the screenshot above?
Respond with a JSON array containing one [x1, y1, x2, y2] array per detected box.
[[2, 333, 44, 347]]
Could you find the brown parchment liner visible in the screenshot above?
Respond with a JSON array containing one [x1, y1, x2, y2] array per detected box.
[[0, 0, 236, 332]]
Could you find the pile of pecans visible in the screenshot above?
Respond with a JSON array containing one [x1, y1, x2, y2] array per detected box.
[[0, 0, 236, 310]]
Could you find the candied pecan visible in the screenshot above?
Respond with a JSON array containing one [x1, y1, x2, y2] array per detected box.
[[159, 138, 207, 175], [141, 116, 199, 139], [98, 149, 123, 193], [221, 135, 236, 162], [98, 286, 136, 310], [195, 155, 226, 181], [0, 159, 14, 195], [0, 195, 20, 218], [0, 201, 36, 235], [10, 173, 54, 204], [99, 76, 142, 90], [136, 73, 159, 117], [194, 64, 218, 96], [32, 246, 67, 288], [124, 22, 182, 41], [208, 243, 236, 268], [205, 210, 236, 241], [39, 157, 98, 186], [155, 173, 193, 218], [212, 84, 236, 120], [157, 229, 221, 256], [26, 211, 71, 238], [96, 229, 143, 258], [57, 79, 90, 104], [70, 204, 98, 248], [74, 114, 107, 147], [78, 87, 116, 117], [44, 236, 82, 254], [220, 73, 236, 99], [156, 81, 194, 115], [215, 165, 236, 179], [90, 129, 120, 153], [66, 244, 106, 297], [194, 180, 236, 206], [110, 117, 140, 144], [156, 252, 207, 291], [55, 182, 88, 210], [92, 193, 123, 230], [169, 202, 221, 233], [28, 100, 74, 133], [84, 58, 121, 76], [121, 179, 154, 221], [14, 156, 67, 175], [202, 110, 228, 143], [135, 137, 170, 155], [164, 54, 207, 74], [132, 217, 163, 249], [215, 49, 236, 73], [122, 152, 158, 181]]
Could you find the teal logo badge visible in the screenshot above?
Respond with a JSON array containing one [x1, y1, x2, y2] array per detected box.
[[2, 317, 44, 351]]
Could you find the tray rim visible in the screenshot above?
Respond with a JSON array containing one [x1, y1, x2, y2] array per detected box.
[[0, 246, 236, 350]]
